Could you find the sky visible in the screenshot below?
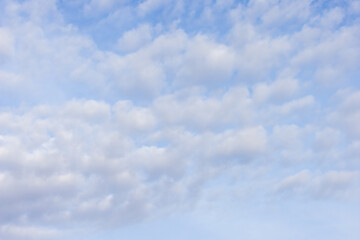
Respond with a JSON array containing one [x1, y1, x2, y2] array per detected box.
[[0, 0, 360, 239]]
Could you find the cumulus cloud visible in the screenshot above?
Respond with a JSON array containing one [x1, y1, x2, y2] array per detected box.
[[1, 0, 359, 239], [0, 99, 266, 235], [175, 34, 236, 87], [114, 100, 157, 132], [253, 78, 299, 103], [116, 24, 154, 52], [204, 126, 268, 162], [153, 87, 253, 130]]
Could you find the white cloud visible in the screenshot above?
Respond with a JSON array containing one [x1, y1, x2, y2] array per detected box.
[[290, 25, 360, 85], [18, 0, 61, 24], [228, 22, 258, 47], [0, 97, 267, 232], [277, 95, 315, 115], [318, 7, 345, 29], [328, 90, 360, 138], [204, 126, 268, 161], [83, 0, 129, 16], [269, 124, 315, 164], [271, 124, 304, 149], [1, 0, 359, 239], [0, 100, 203, 230], [215, 0, 234, 10], [312, 127, 341, 152], [137, 0, 169, 16], [78, 194, 114, 213], [275, 170, 360, 200], [0, 71, 21, 91], [117, 24, 154, 52], [260, 0, 312, 28], [312, 171, 360, 199], [0, 224, 59, 240], [275, 169, 311, 195], [253, 78, 299, 103], [61, 100, 111, 122], [235, 35, 292, 81], [153, 87, 253, 130], [349, 0, 360, 14], [175, 34, 236, 87], [114, 100, 157, 133], [0, 28, 14, 61], [129, 146, 185, 179]]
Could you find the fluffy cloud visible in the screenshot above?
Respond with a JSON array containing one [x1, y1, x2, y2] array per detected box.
[[174, 34, 236, 87], [116, 24, 154, 52], [153, 87, 253, 130], [253, 78, 300, 103], [0, 98, 267, 236], [204, 126, 267, 162], [1, 0, 359, 239]]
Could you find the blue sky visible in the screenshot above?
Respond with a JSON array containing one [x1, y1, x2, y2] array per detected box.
[[0, 0, 360, 239]]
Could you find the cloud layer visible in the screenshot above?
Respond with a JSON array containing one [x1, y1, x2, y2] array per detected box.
[[0, 0, 359, 239]]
